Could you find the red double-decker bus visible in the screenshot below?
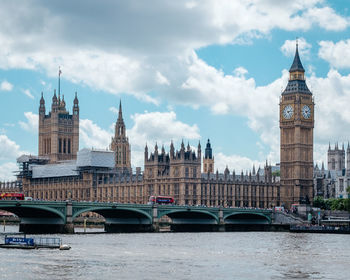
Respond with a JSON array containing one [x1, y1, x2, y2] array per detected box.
[[0, 193, 25, 200], [148, 196, 174, 205]]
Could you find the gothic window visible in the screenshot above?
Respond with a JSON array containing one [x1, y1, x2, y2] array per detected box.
[[63, 139, 66, 153], [185, 184, 189, 195], [59, 138, 62, 153], [68, 139, 71, 154], [193, 168, 197, 178], [332, 159, 335, 170], [193, 184, 196, 196], [174, 184, 179, 195], [185, 167, 189, 178]]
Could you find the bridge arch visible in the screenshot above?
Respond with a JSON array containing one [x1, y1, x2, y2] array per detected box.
[[224, 212, 271, 224], [0, 203, 66, 222], [72, 206, 152, 222], [159, 209, 219, 224]]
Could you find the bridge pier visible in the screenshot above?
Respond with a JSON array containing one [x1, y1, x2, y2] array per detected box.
[[151, 205, 160, 232], [64, 202, 74, 234], [218, 207, 225, 232]]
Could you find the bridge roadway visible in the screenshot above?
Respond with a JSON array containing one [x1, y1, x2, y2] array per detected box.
[[0, 201, 273, 233]]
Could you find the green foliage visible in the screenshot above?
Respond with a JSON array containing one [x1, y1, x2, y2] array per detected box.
[[313, 196, 325, 209], [272, 170, 280, 177], [346, 185, 350, 195], [313, 196, 350, 212]]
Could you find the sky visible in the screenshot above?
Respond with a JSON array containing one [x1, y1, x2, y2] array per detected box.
[[1, 0, 350, 181]]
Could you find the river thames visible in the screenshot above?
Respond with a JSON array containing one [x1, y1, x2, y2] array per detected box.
[[0, 226, 349, 280]]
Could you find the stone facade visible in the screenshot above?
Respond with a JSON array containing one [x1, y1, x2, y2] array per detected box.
[[279, 43, 314, 207], [314, 143, 350, 199], [110, 101, 131, 174], [38, 91, 79, 163]]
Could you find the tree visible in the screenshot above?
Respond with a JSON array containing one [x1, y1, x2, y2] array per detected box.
[[313, 196, 325, 209]]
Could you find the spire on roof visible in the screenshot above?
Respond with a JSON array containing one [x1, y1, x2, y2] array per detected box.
[[40, 92, 45, 104], [118, 99, 123, 120], [289, 39, 305, 73]]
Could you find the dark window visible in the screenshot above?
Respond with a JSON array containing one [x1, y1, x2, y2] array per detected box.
[[68, 139, 71, 154]]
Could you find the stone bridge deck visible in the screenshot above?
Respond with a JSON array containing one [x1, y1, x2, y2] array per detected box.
[[0, 201, 273, 233]]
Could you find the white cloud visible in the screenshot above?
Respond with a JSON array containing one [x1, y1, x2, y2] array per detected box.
[[0, 1, 348, 169], [304, 7, 349, 31], [22, 89, 34, 99], [0, 135, 22, 160], [308, 69, 350, 144], [19, 112, 38, 133], [0, 162, 17, 181], [79, 119, 113, 150], [109, 106, 118, 114], [0, 0, 347, 105], [0, 80, 13, 91], [281, 37, 312, 57], [215, 152, 263, 173], [129, 111, 200, 145], [318, 39, 350, 69]]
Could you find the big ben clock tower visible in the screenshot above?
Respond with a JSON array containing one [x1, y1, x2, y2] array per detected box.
[[280, 42, 314, 207]]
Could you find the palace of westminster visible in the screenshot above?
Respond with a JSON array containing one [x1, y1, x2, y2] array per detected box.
[[1, 44, 348, 207]]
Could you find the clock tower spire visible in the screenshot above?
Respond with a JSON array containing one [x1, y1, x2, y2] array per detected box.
[[279, 40, 314, 208]]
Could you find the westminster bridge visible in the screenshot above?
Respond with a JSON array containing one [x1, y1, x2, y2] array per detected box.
[[0, 201, 274, 233]]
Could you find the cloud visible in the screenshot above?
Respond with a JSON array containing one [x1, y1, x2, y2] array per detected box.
[[318, 39, 350, 69], [0, 135, 22, 160], [19, 112, 38, 133], [128, 111, 200, 145], [215, 152, 263, 173], [0, 162, 17, 181], [304, 6, 349, 31], [109, 106, 118, 114], [308, 69, 350, 144], [0, 0, 347, 105], [0, 1, 348, 169], [281, 37, 312, 57], [80, 119, 113, 150], [0, 80, 13, 91], [22, 89, 34, 99]]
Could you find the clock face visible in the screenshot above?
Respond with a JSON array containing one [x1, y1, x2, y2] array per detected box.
[[283, 105, 293, 119], [302, 105, 311, 119]]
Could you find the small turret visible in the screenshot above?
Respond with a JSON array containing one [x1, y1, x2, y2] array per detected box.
[[73, 92, 79, 116], [170, 140, 174, 158], [39, 92, 45, 116], [197, 141, 201, 159], [180, 140, 185, 155], [145, 143, 148, 161]]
